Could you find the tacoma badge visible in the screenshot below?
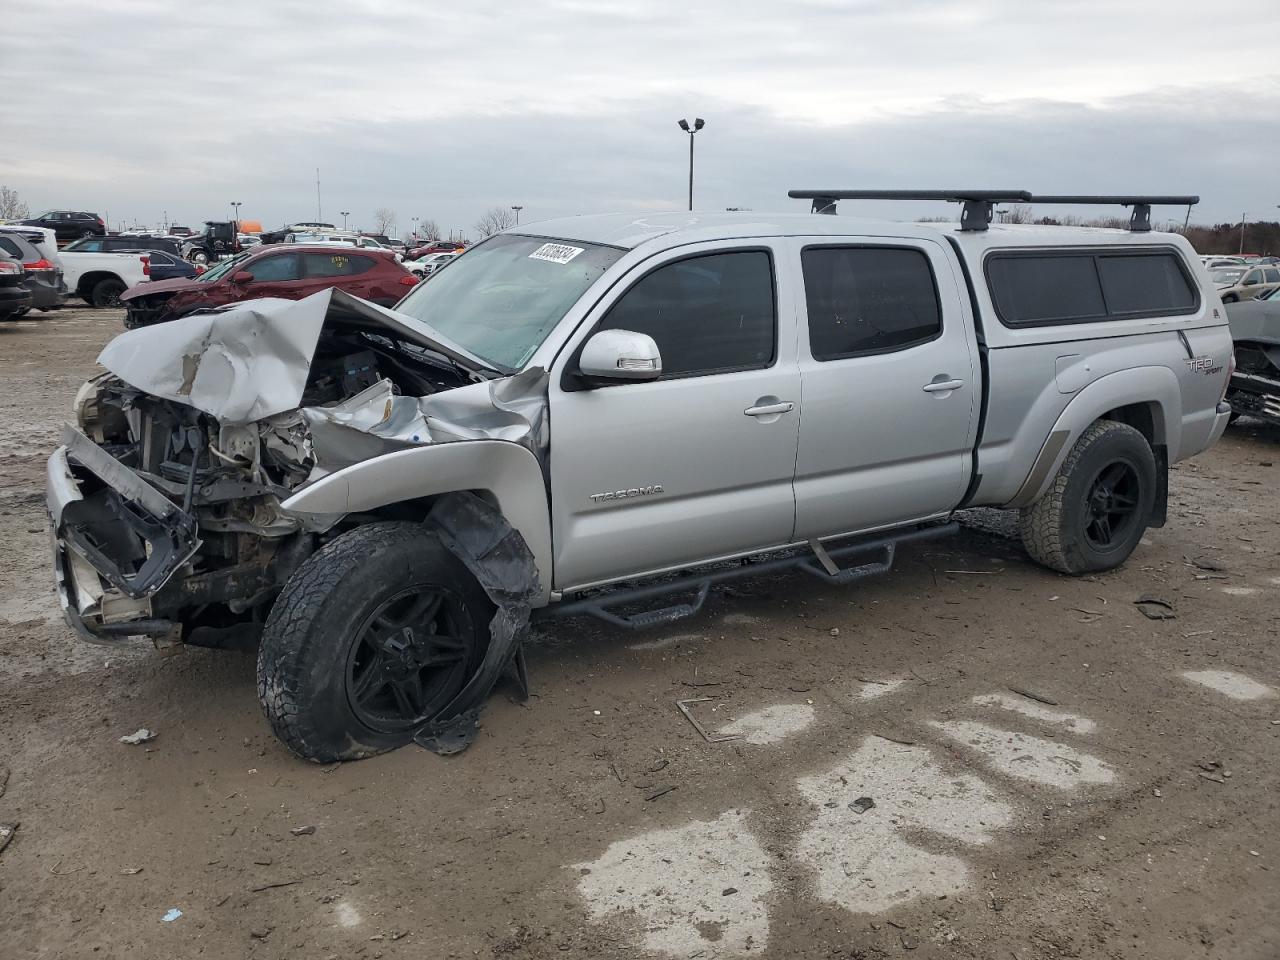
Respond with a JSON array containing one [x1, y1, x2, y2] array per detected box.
[[589, 484, 664, 504]]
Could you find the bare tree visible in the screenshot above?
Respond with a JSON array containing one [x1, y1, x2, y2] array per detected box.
[[417, 218, 441, 240], [473, 207, 515, 238], [999, 204, 1034, 224], [0, 185, 30, 221], [372, 207, 396, 234]]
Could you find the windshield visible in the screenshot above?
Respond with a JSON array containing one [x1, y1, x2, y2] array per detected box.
[[197, 251, 251, 282], [1210, 268, 1244, 284], [393, 233, 624, 371]]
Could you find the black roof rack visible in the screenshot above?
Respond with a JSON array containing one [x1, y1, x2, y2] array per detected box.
[[786, 189, 1199, 233], [788, 189, 1032, 231], [1027, 195, 1199, 233]]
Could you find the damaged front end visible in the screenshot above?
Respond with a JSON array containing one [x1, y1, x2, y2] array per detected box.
[[47, 288, 544, 647]]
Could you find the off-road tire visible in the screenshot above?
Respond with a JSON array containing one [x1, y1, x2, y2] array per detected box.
[[91, 277, 126, 308], [1019, 420, 1157, 575], [256, 522, 492, 762]]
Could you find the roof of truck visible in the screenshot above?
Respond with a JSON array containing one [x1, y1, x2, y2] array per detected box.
[[510, 211, 1180, 253]]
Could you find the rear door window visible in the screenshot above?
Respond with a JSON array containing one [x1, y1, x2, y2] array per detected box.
[[301, 252, 375, 277], [598, 250, 776, 378], [986, 249, 1197, 325], [0, 237, 23, 258], [801, 246, 942, 359], [246, 253, 301, 282]]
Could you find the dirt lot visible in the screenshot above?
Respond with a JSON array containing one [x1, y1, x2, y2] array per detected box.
[[1, 306, 1278, 960]]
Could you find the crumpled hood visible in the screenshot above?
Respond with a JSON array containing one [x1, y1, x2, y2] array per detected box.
[[98, 288, 499, 424], [120, 276, 203, 301], [95, 287, 549, 468]]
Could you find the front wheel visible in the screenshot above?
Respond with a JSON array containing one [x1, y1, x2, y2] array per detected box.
[[257, 522, 492, 762], [1019, 420, 1157, 575]]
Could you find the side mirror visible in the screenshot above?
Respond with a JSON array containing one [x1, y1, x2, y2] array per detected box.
[[231, 270, 254, 284], [578, 329, 662, 382]]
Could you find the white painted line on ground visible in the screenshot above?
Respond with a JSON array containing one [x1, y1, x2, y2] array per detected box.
[[574, 810, 772, 957], [333, 901, 362, 928], [794, 737, 1014, 913], [931, 720, 1116, 788], [627, 633, 702, 651], [971, 692, 1097, 734], [1222, 586, 1259, 597], [716, 703, 815, 745], [1181, 670, 1276, 701], [856, 678, 907, 700]]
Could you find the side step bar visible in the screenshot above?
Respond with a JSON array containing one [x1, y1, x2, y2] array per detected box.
[[541, 522, 958, 631]]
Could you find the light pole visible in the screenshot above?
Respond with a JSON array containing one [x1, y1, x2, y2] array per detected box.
[[411, 216, 419, 240], [676, 118, 705, 211], [1240, 212, 1248, 255], [511, 205, 523, 225], [340, 211, 350, 231], [230, 201, 241, 226]]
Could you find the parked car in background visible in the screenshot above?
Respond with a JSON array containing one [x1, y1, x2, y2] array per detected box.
[[64, 235, 182, 257], [0, 230, 67, 312], [1225, 285, 1280, 425], [19, 210, 105, 242], [60, 250, 151, 307], [0, 224, 64, 295], [139, 249, 201, 282], [1214, 263, 1280, 302], [406, 240, 465, 260], [407, 252, 457, 277], [120, 243, 418, 327], [0, 253, 33, 320], [182, 221, 240, 263]]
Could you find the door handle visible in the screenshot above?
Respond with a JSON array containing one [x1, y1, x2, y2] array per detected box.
[[922, 379, 964, 393], [744, 401, 795, 417]]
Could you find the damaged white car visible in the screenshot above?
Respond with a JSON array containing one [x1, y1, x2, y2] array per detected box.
[[47, 203, 1232, 761]]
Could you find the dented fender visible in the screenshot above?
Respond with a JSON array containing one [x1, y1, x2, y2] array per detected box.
[[281, 439, 553, 606]]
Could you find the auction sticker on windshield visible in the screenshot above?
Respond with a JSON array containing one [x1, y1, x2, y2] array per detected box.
[[528, 242, 584, 264]]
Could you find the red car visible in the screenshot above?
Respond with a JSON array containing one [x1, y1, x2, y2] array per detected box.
[[120, 244, 418, 328], [405, 240, 465, 260]]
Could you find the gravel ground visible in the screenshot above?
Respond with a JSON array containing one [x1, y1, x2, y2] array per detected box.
[[1, 306, 1278, 960]]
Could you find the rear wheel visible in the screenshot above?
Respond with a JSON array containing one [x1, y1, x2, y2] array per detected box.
[[1019, 420, 1156, 574], [90, 277, 126, 308], [1222, 294, 1239, 303], [257, 522, 492, 762]]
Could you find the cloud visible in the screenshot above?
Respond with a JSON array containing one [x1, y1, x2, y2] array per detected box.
[[1, 0, 1276, 232]]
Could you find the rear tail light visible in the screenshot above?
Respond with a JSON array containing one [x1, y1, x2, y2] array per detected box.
[[195, 265, 206, 275], [398, 274, 418, 286], [1222, 350, 1236, 403], [95, 216, 104, 225], [0, 261, 21, 275], [141, 255, 150, 277], [22, 258, 53, 270]]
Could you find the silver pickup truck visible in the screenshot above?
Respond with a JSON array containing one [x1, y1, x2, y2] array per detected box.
[[46, 190, 1233, 761]]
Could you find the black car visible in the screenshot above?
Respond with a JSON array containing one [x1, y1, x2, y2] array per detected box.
[[64, 235, 182, 257], [136, 248, 200, 281], [19, 210, 105, 242], [0, 232, 66, 311], [0, 253, 34, 320]]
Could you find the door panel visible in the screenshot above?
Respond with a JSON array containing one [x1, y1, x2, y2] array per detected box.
[[549, 242, 801, 591], [790, 237, 978, 539]]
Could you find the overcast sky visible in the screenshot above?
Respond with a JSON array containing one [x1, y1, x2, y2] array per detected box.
[[3, 0, 1278, 236]]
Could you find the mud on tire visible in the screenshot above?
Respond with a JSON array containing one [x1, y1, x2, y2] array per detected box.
[[1019, 420, 1157, 575], [256, 521, 493, 762]]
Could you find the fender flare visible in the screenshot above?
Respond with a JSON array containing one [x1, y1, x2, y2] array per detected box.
[[281, 440, 552, 605], [1008, 366, 1181, 508]]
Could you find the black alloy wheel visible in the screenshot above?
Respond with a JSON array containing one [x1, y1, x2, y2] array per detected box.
[[345, 585, 474, 732], [1081, 459, 1142, 550]]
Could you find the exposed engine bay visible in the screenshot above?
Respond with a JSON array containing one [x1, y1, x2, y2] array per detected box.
[[49, 289, 546, 644]]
